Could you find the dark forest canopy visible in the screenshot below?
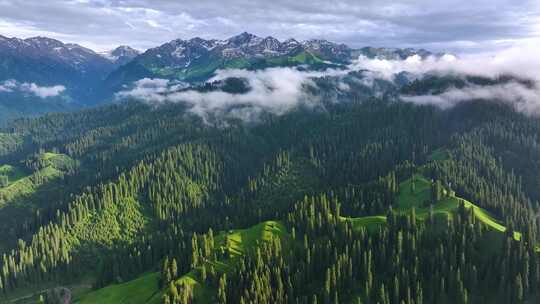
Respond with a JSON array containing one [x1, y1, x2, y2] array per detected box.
[[1, 97, 540, 304]]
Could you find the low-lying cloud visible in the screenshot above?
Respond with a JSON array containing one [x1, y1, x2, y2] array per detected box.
[[117, 67, 348, 122], [401, 82, 540, 114], [353, 41, 540, 82], [117, 41, 540, 121], [0, 79, 65, 98], [352, 41, 540, 114]]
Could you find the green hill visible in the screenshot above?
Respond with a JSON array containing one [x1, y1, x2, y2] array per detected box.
[[76, 221, 289, 304], [398, 174, 521, 239], [0, 152, 78, 252], [78, 172, 529, 304], [0, 152, 77, 208], [345, 173, 522, 240], [74, 273, 160, 304]]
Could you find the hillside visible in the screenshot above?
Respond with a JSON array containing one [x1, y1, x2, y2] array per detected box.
[[75, 221, 288, 304], [0, 152, 78, 251], [1, 99, 540, 304], [74, 169, 533, 304], [0, 152, 77, 205]]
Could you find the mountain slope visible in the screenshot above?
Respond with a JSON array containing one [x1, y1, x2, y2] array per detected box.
[[104, 32, 433, 91], [0, 35, 114, 100], [0, 36, 142, 125], [75, 170, 533, 304], [0, 32, 438, 126]]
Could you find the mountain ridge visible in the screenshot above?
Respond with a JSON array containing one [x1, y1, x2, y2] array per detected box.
[[0, 32, 441, 125], [103, 31, 436, 93]]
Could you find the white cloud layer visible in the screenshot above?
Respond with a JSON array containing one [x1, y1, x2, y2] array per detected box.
[[353, 40, 540, 82], [0, 79, 66, 98], [116, 68, 337, 122], [380, 40, 540, 114], [117, 41, 540, 121], [401, 82, 540, 114]]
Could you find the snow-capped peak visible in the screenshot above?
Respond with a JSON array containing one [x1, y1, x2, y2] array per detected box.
[[100, 46, 140, 65]]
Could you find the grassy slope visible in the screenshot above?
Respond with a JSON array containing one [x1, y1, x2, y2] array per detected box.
[[347, 216, 387, 232], [77, 221, 289, 304], [428, 148, 450, 162], [0, 153, 73, 208], [345, 173, 522, 240], [74, 150, 530, 304], [80, 172, 525, 304], [0, 152, 76, 260], [76, 273, 160, 304], [0, 164, 27, 185], [399, 174, 521, 239], [148, 50, 329, 82]]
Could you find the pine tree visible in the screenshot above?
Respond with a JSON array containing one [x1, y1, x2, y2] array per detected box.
[[218, 274, 227, 304], [169, 281, 178, 300], [515, 274, 524, 304], [171, 258, 178, 280], [161, 256, 170, 286]]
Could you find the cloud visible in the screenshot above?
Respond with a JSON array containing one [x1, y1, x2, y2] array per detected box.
[[401, 82, 540, 114], [116, 78, 172, 103], [116, 68, 334, 122], [20, 83, 66, 98], [350, 40, 540, 82], [0, 80, 66, 98], [117, 40, 540, 121], [352, 40, 540, 114], [0, 79, 17, 92]]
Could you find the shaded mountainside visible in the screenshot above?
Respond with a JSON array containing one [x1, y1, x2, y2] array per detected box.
[[1, 98, 540, 303], [0, 36, 114, 102], [0, 35, 139, 126]]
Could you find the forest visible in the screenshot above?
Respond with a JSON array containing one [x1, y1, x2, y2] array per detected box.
[[0, 95, 539, 304]]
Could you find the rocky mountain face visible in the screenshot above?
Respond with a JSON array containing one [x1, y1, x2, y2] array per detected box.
[[0, 32, 435, 100]]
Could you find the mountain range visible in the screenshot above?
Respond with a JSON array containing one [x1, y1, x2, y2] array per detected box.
[[105, 32, 435, 90], [0, 32, 436, 125]]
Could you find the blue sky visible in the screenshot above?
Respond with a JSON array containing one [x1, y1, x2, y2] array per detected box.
[[0, 0, 538, 53]]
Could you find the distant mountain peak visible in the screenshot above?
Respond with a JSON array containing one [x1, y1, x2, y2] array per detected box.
[[110, 45, 139, 57], [25, 36, 63, 43], [229, 31, 259, 40], [226, 32, 262, 46], [113, 45, 138, 52], [100, 46, 140, 66], [283, 38, 300, 44], [357, 46, 433, 60], [23, 37, 66, 51]]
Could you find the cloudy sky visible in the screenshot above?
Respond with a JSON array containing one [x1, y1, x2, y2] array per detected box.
[[0, 0, 539, 53]]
